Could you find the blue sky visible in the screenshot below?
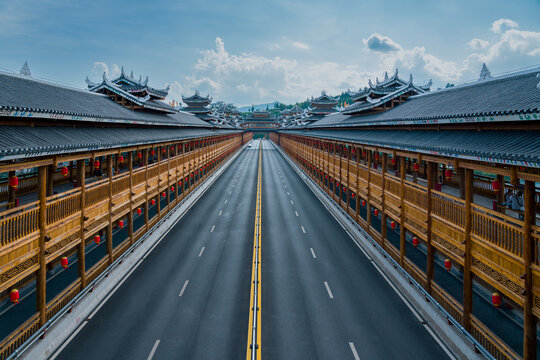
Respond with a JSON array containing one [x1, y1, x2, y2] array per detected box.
[[0, 0, 539, 106]]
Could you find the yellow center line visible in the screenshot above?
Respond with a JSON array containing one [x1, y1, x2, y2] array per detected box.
[[247, 143, 262, 360]]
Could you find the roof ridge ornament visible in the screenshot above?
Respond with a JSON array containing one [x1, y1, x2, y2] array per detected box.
[[142, 76, 149, 86], [376, 77, 379, 85], [20, 61, 31, 77], [103, 72, 108, 83], [478, 63, 492, 81], [408, 74, 413, 84], [130, 70, 134, 79], [384, 71, 388, 81], [121, 66, 125, 77], [368, 79, 374, 88]]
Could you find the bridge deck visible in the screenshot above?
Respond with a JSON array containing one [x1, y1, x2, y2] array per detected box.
[[51, 140, 449, 359]]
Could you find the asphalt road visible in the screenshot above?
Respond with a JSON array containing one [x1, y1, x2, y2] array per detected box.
[[53, 139, 450, 360], [54, 142, 259, 360]]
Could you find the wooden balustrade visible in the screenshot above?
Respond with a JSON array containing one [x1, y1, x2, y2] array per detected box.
[[274, 132, 539, 360], [0, 134, 245, 358]]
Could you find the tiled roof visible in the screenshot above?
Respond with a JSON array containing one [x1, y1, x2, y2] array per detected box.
[[310, 68, 540, 128], [0, 72, 212, 128], [0, 126, 241, 160], [281, 129, 540, 167]]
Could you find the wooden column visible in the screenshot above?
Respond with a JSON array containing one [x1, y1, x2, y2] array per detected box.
[[366, 151, 372, 228], [46, 164, 54, 196], [381, 153, 387, 248], [459, 168, 466, 199], [36, 166, 47, 326], [346, 145, 351, 213], [426, 162, 435, 293], [144, 149, 149, 231], [7, 170, 16, 208], [355, 146, 360, 223], [413, 159, 418, 183], [157, 147, 161, 216], [77, 160, 86, 290], [106, 155, 113, 264], [399, 156, 406, 266], [338, 144, 343, 206], [128, 152, 134, 245], [167, 145, 171, 210], [463, 168, 473, 331], [523, 180, 537, 360]]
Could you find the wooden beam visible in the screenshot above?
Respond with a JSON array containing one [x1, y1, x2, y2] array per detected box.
[[381, 153, 387, 249]]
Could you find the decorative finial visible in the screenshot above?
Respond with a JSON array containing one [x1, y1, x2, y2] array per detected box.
[[130, 70, 134, 79], [138, 75, 142, 83], [394, 68, 398, 78], [409, 74, 413, 84], [376, 77, 379, 84], [384, 71, 388, 80], [103, 72, 108, 82], [478, 63, 492, 81], [142, 76, 149, 86], [20, 61, 31, 77], [121, 66, 125, 76], [368, 79, 374, 87]]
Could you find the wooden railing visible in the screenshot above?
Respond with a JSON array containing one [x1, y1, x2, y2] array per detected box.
[[0, 133, 248, 358], [275, 133, 530, 360]]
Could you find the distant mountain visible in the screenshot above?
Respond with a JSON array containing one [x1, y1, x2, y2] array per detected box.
[[237, 102, 276, 112]]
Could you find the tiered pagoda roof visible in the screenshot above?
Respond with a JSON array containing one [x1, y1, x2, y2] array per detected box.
[[86, 67, 174, 114], [182, 91, 213, 121], [344, 69, 431, 115], [305, 91, 338, 123]]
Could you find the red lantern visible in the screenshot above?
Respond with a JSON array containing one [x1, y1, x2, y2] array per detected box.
[[391, 158, 396, 165], [374, 209, 379, 216], [119, 155, 124, 164], [390, 221, 396, 230], [137, 152, 142, 159], [10, 289, 19, 304], [412, 237, 419, 247], [94, 160, 100, 169], [136, 208, 142, 215], [61, 166, 69, 178], [362, 200, 366, 207], [492, 180, 501, 192], [444, 259, 452, 271], [94, 235, 101, 244], [351, 193, 355, 199], [190, 174, 194, 178], [171, 186, 175, 192], [161, 191, 166, 197], [445, 169, 452, 181], [375, 153, 380, 161], [118, 220, 124, 228], [413, 163, 419, 172], [492, 293, 501, 308], [330, 178, 333, 183], [343, 186, 346, 192], [61, 256, 68, 269], [185, 177, 188, 182], [9, 175, 18, 189], [150, 149, 155, 156], [151, 199, 156, 206]]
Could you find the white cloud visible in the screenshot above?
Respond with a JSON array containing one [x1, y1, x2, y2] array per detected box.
[[179, 37, 371, 105], [363, 33, 402, 52], [292, 41, 310, 50], [92, 62, 120, 78], [468, 38, 489, 50], [490, 18, 518, 34]]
